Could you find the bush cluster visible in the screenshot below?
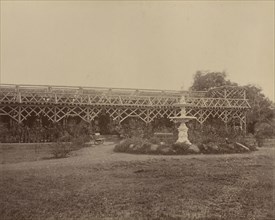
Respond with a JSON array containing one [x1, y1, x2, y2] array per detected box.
[[197, 141, 252, 154], [187, 122, 258, 153], [50, 142, 73, 159], [0, 118, 93, 143], [114, 137, 199, 155], [114, 137, 151, 154], [114, 129, 258, 155], [50, 135, 90, 159]]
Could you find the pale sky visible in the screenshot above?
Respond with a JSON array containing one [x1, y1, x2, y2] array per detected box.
[[0, 1, 274, 100]]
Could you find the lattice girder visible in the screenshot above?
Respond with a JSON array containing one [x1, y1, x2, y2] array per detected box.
[[104, 107, 180, 124], [0, 105, 104, 123], [185, 97, 250, 109], [208, 86, 247, 99], [0, 106, 20, 122], [186, 107, 248, 127], [0, 84, 250, 131]]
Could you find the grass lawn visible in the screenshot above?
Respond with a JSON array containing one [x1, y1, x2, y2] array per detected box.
[[0, 143, 54, 164], [0, 144, 274, 220]]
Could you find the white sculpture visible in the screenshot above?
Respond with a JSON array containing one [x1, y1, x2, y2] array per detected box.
[[170, 91, 196, 144], [177, 122, 191, 144]]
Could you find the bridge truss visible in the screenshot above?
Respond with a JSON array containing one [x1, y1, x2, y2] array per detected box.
[[0, 84, 250, 131]]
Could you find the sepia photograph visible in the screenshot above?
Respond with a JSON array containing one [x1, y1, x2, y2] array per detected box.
[[0, 1, 274, 219]]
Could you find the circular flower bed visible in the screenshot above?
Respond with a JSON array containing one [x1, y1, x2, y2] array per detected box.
[[114, 137, 257, 155]]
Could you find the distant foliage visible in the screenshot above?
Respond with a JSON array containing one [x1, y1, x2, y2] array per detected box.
[[0, 116, 93, 144], [116, 117, 176, 140], [190, 71, 236, 91], [0, 123, 8, 143], [244, 84, 275, 136], [190, 71, 275, 139], [117, 118, 151, 138], [50, 134, 89, 159]]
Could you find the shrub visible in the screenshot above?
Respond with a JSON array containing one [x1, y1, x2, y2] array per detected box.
[[197, 139, 255, 154], [50, 134, 90, 159], [235, 135, 258, 151], [198, 142, 219, 154], [114, 139, 133, 153], [50, 142, 73, 159], [148, 136, 161, 144], [71, 135, 90, 149], [114, 137, 150, 154], [255, 122, 275, 138], [156, 144, 174, 155], [114, 137, 198, 155], [171, 142, 192, 154]]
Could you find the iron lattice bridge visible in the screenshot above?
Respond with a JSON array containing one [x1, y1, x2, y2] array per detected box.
[[0, 84, 250, 129]]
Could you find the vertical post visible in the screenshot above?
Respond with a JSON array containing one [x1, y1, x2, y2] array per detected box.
[[243, 114, 247, 136], [86, 107, 90, 122], [18, 106, 22, 124], [199, 110, 203, 131], [146, 109, 150, 124], [118, 109, 122, 125], [224, 111, 229, 133], [54, 107, 57, 122]]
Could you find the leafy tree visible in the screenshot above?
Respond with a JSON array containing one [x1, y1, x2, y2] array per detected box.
[[244, 84, 274, 136], [190, 71, 236, 91], [189, 71, 275, 138]]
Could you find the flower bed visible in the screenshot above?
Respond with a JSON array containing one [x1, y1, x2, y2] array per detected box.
[[114, 138, 199, 155], [114, 136, 257, 155]]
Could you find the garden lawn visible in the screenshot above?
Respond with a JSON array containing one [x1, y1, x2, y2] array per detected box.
[[0, 146, 274, 220], [0, 143, 53, 164]]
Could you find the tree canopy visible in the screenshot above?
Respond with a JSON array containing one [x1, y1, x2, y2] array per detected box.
[[190, 71, 274, 137], [244, 84, 274, 135], [190, 71, 237, 91]]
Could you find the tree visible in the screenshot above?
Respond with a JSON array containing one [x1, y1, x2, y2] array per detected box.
[[189, 71, 275, 138], [190, 71, 236, 91], [244, 84, 274, 135]]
